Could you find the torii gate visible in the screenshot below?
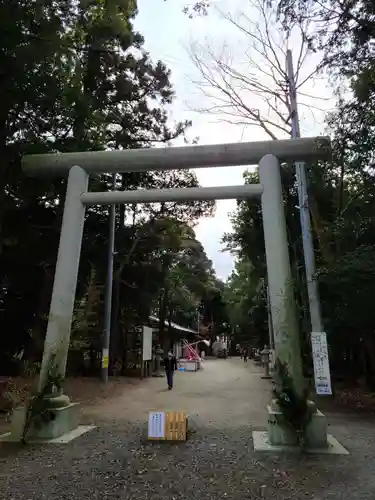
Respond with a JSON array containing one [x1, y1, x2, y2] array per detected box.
[[20, 136, 331, 444]]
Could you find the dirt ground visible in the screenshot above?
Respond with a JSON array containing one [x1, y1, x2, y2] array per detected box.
[[1, 358, 375, 500], [0, 375, 142, 434], [81, 356, 270, 428]]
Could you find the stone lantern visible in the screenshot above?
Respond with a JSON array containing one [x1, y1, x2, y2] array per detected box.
[[261, 344, 271, 379], [153, 344, 164, 377]]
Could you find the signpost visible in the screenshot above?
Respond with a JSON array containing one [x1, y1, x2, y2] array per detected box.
[[311, 332, 332, 395], [142, 326, 153, 362], [148, 411, 188, 441]]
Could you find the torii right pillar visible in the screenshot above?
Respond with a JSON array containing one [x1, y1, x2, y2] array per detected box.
[[253, 154, 348, 454]]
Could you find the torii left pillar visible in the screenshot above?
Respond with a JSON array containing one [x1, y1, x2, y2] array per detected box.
[[9, 166, 88, 441], [38, 166, 88, 392]]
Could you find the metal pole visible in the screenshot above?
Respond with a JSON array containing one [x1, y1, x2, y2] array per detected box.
[[38, 166, 88, 392], [266, 286, 274, 349], [101, 173, 116, 383], [286, 49, 324, 334]]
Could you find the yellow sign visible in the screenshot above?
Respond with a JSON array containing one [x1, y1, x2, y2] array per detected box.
[[148, 411, 188, 441], [102, 349, 109, 369], [102, 355, 109, 369]]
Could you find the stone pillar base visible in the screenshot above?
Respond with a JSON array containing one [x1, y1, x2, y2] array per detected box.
[[9, 401, 80, 442], [267, 403, 328, 449]]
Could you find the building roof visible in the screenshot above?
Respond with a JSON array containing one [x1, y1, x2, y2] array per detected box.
[[148, 315, 198, 335]]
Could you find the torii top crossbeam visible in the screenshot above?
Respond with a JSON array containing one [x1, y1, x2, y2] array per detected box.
[[22, 136, 330, 176]]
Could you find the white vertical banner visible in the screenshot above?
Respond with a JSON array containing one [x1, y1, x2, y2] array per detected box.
[[311, 332, 332, 395], [142, 326, 153, 361]]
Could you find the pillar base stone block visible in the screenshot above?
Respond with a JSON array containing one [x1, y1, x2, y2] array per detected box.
[[7, 400, 80, 441], [267, 404, 327, 448], [252, 404, 349, 455]]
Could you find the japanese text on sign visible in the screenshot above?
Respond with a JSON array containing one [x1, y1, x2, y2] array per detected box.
[[148, 411, 165, 439], [311, 332, 332, 396]]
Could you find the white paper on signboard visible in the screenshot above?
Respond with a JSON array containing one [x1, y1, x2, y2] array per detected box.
[[142, 326, 153, 361], [148, 411, 165, 439], [311, 332, 332, 396]]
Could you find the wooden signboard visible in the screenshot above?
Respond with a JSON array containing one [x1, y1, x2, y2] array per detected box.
[[148, 411, 188, 441]]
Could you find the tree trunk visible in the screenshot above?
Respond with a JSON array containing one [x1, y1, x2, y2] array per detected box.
[[0, 108, 11, 258], [158, 285, 169, 353], [110, 178, 131, 372], [109, 269, 121, 374], [27, 265, 55, 361]]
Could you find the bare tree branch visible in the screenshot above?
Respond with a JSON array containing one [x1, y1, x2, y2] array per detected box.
[[186, 0, 327, 140]]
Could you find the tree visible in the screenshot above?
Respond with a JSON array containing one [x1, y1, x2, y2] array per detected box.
[[273, 0, 375, 120], [223, 87, 375, 387], [223, 259, 264, 346], [312, 93, 375, 387], [222, 161, 308, 350], [164, 0, 210, 18], [182, 0, 375, 392], [182, 0, 210, 17], [274, 0, 375, 79], [187, 0, 324, 140], [0, 0, 216, 374], [199, 279, 230, 341], [149, 221, 213, 345]]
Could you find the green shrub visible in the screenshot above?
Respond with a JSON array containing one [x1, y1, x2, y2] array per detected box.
[[273, 358, 314, 447]]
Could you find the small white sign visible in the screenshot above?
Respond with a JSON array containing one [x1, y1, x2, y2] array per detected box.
[[142, 326, 153, 361], [148, 412, 165, 439], [311, 332, 332, 395]]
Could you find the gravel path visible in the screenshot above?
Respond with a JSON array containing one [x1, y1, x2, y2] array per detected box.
[[1, 358, 375, 499]]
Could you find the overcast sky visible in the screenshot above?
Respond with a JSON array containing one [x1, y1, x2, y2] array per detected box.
[[134, 0, 334, 280]]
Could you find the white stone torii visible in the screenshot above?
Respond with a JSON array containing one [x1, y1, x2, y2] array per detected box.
[[22, 137, 330, 395]]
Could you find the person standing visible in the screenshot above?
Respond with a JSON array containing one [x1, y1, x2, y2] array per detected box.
[[163, 350, 178, 390], [243, 347, 248, 363]]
